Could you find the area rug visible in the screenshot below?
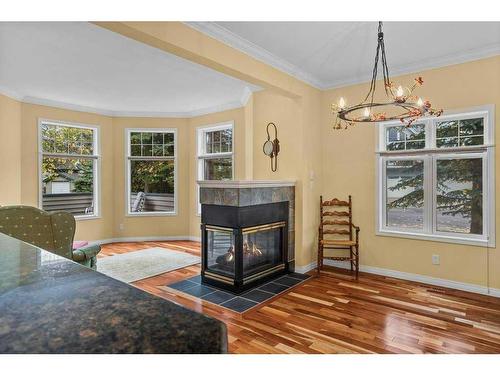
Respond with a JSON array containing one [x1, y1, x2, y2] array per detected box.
[[97, 247, 200, 283]]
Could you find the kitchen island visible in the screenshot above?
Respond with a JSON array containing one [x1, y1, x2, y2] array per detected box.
[[0, 233, 227, 353]]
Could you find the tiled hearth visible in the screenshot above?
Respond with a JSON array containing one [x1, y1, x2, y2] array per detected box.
[[167, 272, 310, 313]]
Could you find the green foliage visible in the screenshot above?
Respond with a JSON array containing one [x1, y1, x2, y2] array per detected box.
[[130, 160, 174, 194], [387, 118, 484, 234]]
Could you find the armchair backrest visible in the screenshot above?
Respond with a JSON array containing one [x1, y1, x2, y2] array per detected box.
[[0, 205, 75, 260], [319, 196, 353, 241]]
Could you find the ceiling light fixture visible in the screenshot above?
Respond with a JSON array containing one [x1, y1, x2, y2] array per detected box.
[[332, 22, 443, 130]]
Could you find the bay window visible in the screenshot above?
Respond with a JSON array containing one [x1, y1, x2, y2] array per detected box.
[[126, 129, 176, 215], [39, 120, 99, 218], [377, 106, 495, 246]]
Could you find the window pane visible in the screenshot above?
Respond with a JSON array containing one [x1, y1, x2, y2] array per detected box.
[[459, 136, 483, 147], [204, 128, 232, 154], [436, 120, 458, 138], [387, 141, 405, 151], [164, 144, 174, 156], [204, 158, 232, 180], [385, 159, 424, 229], [129, 160, 175, 213], [153, 145, 163, 156], [459, 118, 484, 136], [437, 118, 484, 148], [153, 133, 164, 144], [142, 145, 153, 157], [141, 132, 152, 144], [130, 132, 141, 145], [436, 158, 483, 234], [436, 137, 458, 148], [221, 129, 233, 152], [131, 145, 141, 156], [41, 157, 94, 216], [41, 124, 95, 155], [386, 124, 425, 151], [406, 140, 425, 150]]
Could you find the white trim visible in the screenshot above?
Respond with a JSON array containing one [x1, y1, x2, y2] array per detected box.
[[184, 22, 500, 91], [196, 122, 235, 215], [375, 106, 495, 247], [197, 180, 297, 188], [1, 90, 255, 119], [37, 118, 101, 219], [125, 128, 178, 216], [295, 262, 318, 274], [184, 22, 324, 90], [299, 260, 500, 298]]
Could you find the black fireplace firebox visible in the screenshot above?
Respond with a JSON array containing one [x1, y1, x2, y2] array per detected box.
[[201, 201, 289, 294]]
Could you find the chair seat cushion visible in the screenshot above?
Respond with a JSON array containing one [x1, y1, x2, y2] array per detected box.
[[321, 239, 357, 246]]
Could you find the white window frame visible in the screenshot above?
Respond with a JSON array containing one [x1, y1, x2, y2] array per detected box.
[[38, 118, 101, 220], [125, 128, 177, 217], [196, 122, 234, 215], [376, 105, 495, 247]]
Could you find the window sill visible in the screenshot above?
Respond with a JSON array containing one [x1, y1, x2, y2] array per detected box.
[[126, 212, 177, 218], [376, 229, 494, 248], [75, 215, 101, 221]]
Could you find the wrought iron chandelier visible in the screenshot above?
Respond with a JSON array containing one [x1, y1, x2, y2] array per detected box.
[[332, 22, 443, 130]]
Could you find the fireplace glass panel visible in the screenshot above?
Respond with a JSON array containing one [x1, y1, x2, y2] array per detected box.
[[206, 227, 235, 278], [242, 222, 284, 277]]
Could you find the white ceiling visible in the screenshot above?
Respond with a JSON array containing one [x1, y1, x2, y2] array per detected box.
[[0, 22, 259, 117], [187, 22, 500, 89]]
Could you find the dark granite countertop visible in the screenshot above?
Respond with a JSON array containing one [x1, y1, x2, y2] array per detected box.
[[0, 233, 227, 353]]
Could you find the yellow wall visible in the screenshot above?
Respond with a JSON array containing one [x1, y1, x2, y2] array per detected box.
[[20, 103, 115, 241], [0, 94, 22, 205], [2, 22, 497, 291], [111, 116, 190, 239], [93, 22, 325, 271], [321, 56, 500, 289], [6, 99, 247, 243]]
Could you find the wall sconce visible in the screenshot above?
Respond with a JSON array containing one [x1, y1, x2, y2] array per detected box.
[[262, 122, 280, 172]]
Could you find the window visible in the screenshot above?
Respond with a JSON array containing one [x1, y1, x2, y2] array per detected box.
[[197, 123, 234, 213], [126, 129, 176, 215], [377, 106, 495, 246], [39, 120, 99, 218]]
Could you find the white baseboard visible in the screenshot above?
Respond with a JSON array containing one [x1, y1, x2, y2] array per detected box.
[[297, 259, 500, 298]]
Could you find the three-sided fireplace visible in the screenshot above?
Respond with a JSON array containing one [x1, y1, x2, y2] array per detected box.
[[201, 201, 289, 294]]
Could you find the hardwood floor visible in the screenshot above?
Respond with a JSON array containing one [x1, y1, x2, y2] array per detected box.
[[100, 241, 500, 354]]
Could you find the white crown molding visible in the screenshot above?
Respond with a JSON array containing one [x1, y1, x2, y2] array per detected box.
[[298, 260, 500, 298], [184, 22, 325, 90], [0, 90, 254, 119], [323, 43, 500, 90], [185, 22, 500, 92]]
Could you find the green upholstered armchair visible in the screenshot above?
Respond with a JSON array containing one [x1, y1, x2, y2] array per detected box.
[[0, 205, 101, 269]]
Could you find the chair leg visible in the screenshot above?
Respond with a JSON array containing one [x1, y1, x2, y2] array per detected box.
[[350, 246, 353, 272], [317, 243, 323, 275], [355, 244, 359, 279]]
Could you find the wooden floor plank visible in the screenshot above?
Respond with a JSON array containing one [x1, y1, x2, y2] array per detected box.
[[101, 241, 500, 354]]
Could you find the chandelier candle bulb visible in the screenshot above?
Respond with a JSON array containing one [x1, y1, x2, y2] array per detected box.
[[396, 86, 404, 97], [417, 98, 424, 107], [339, 97, 346, 109], [363, 107, 371, 120]]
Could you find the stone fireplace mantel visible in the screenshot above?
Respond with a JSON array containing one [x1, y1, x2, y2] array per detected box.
[[197, 180, 296, 189]]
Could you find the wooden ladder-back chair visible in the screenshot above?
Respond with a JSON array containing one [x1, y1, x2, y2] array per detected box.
[[318, 195, 360, 277]]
